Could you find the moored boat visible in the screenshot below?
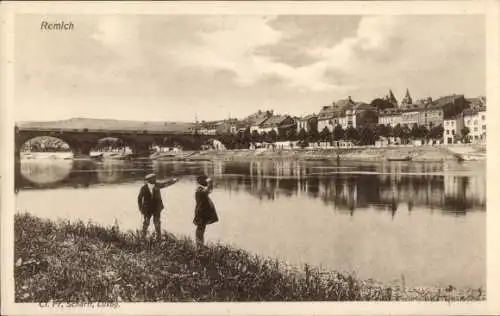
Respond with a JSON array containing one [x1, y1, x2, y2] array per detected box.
[[387, 156, 412, 162]]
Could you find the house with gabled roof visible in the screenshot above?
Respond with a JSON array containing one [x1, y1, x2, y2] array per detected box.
[[257, 115, 296, 135], [245, 110, 274, 133]]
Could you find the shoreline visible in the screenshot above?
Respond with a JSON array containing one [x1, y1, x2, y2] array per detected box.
[[153, 145, 486, 163], [20, 145, 486, 163], [15, 213, 485, 302]]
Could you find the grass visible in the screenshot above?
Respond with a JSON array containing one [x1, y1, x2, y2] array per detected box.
[[15, 213, 485, 302]]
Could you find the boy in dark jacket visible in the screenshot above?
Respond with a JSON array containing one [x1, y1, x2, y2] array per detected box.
[[138, 173, 178, 240], [193, 175, 218, 248]]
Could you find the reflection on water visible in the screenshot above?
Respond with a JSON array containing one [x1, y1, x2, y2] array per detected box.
[[15, 159, 486, 289], [18, 159, 486, 216]]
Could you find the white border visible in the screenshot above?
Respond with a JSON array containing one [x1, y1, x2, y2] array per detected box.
[[1, 1, 499, 315]]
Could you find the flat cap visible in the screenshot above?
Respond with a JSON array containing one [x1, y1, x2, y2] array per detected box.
[[145, 173, 156, 181]]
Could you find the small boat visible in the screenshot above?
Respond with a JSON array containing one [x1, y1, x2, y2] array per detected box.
[[90, 152, 104, 161], [387, 156, 412, 162], [453, 154, 465, 162]]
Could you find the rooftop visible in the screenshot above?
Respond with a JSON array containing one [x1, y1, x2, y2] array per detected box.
[[260, 115, 291, 128]]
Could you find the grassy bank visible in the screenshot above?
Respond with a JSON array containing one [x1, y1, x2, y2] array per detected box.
[[15, 213, 484, 302]]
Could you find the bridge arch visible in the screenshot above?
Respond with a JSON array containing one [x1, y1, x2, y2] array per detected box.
[[94, 136, 134, 154], [19, 135, 74, 159]]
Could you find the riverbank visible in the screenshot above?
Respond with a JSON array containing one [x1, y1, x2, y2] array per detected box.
[[15, 213, 484, 302], [20, 145, 486, 163], [155, 145, 486, 163]]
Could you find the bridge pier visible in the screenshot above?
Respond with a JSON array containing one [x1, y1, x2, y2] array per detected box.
[[133, 142, 152, 158], [72, 140, 93, 158]]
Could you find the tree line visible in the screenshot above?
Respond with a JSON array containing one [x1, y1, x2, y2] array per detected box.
[[214, 123, 445, 149]]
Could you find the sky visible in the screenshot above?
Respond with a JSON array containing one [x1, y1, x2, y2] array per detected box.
[[15, 14, 485, 122]]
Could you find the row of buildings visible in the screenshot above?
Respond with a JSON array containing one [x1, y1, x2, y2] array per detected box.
[[195, 90, 487, 145]]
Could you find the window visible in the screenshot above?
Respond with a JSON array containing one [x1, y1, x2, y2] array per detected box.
[[452, 130, 455, 135], [482, 125, 486, 130], [482, 115, 485, 120], [446, 130, 450, 135], [474, 127, 478, 132], [474, 120, 478, 125]]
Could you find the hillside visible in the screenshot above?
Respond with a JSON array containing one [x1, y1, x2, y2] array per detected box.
[[16, 118, 196, 133]]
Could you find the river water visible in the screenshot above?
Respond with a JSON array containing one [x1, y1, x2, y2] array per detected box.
[[15, 158, 486, 289]]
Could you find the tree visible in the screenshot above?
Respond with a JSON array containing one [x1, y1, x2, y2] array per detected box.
[[419, 125, 429, 140], [429, 124, 444, 140], [320, 126, 331, 141], [251, 130, 261, 142], [333, 124, 345, 141], [243, 127, 252, 143], [345, 126, 358, 142], [298, 127, 307, 141], [386, 125, 394, 138], [393, 124, 404, 139], [359, 126, 376, 145], [307, 128, 320, 142], [268, 129, 278, 142], [461, 126, 470, 143], [410, 123, 420, 139], [401, 124, 411, 143], [279, 127, 296, 141], [261, 131, 268, 142], [374, 124, 389, 139], [307, 120, 320, 141], [370, 98, 395, 111]]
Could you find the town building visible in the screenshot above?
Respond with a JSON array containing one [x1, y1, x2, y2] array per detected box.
[[197, 121, 218, 135], [317, 104, 343, 132], [245, 110, 273, 133], [463, 106, 486, 144], [297, 114, 318, 133], [257, 115, 296, 136], [443, 115, 465, 144], [432, 94, 468, 120], [317, 96, 378, 131], [400, 108, 420, 126], [340, 102, 378, 129], [398, 91, 443, 128], [378, 108, 402, 127], [377, 91, 465, 129]]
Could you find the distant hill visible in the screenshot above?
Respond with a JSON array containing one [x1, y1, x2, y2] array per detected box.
[[16, 118, 196, 133]]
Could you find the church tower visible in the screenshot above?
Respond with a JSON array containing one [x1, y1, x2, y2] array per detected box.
[[401, 89, 413, 106], [388, 89, 398, 107]]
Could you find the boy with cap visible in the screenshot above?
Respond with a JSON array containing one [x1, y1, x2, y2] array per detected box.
[[193, 175, 219, 248], [138, 173, 179, 240]]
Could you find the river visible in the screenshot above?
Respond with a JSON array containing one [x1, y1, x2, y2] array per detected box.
[[15, 157, 486, 289]]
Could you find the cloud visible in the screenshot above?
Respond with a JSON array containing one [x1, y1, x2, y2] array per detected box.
[[163, 16, 405, 92], [165, 15, 483, 97], [14, 14, 485, 122]]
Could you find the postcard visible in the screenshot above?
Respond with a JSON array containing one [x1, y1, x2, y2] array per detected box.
[[1, 1, 499, 315]]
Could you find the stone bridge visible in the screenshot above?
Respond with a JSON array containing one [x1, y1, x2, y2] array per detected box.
[[15, 118, 228, 158]]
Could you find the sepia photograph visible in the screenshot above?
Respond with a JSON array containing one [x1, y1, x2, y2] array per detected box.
[[1, 1, 499, 315]]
